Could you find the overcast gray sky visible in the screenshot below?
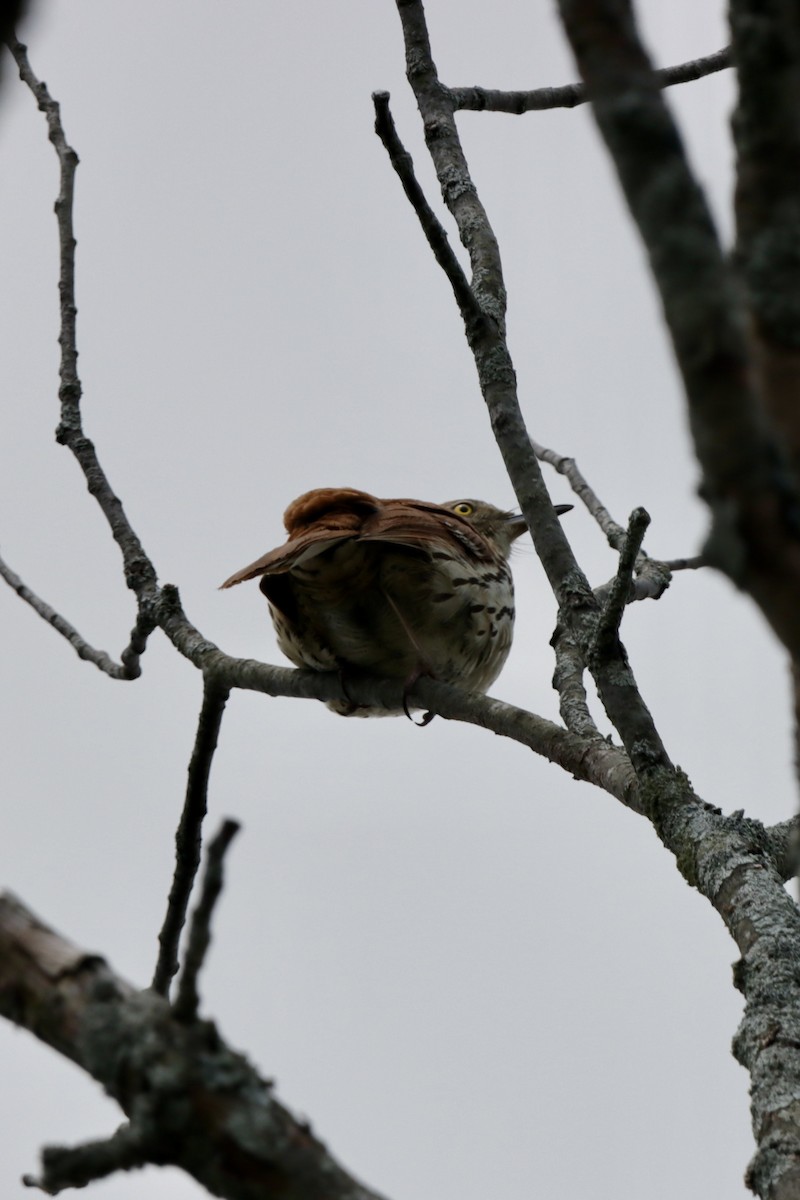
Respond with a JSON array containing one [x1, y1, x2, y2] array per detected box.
[[1, 3, 790, 1198]]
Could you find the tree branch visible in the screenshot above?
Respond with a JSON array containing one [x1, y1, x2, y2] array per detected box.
[[554, 1, 800, 660], [532, 438, 675, 600], [152, 679, 231, 996], [22, 1123, 152, 1194], [373, 91, 482, 329], [5, 36, 159, 609], [0, 550, 153, 679], [173, 819, 240, 1024], [450, 45, 731, 114], [155, 583, 641, 810], [391, 0, 672, 778], [0, 893, 388, 1200], [591, 507, 651, 663]]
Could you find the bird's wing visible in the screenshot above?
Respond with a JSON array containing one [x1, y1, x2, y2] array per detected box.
[[220, 488, 386, 588], [357, 499, 494, 562], [219, 532, 351, 589]]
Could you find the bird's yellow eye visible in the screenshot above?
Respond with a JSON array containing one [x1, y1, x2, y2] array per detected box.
[[452, 502, 474, 516]]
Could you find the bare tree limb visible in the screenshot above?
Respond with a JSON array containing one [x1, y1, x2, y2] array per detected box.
[[373, 90, 482, 329], [6, 36, 159, 609], [22, 1123, 152, 1194], [554, 1, 800, 661], [0, 550, 152, 679], [152, 679, 231, 996], [662, 554, 706, 572], [591, 507, 651, 662], [173, 819, 240, 1024], [731, 4, 800, 355], [450, 45, 731, 114], [551, 624, 603, 739], [532, 438, 675, 601], [762, 814, 800, 884], [392, 0, 673, 778], [155, 583, 641, 809], [0, 893, 388, 1200]]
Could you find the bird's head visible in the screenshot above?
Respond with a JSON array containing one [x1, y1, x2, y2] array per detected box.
[[441, 498, 572, 558]]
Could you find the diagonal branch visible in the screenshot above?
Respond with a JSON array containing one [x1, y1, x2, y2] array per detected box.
[[391, 0, 672, 778], [373, 91, 482, 330], [731, 3, 800, 354], [532, 438, 674, 600], [0, 893, 389, 1200], [152, 678, 231, 996], [554, 1, 800, 659], [450, 45, 731, 114], [0, 550, 153, 679]]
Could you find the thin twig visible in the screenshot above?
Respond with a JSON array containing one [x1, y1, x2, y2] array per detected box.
[[531, 438, 627, 548], [0, 550, 154, 679], [6, 37, 158, 606], [152, 678, 230, 995], [23, 1123, 152, 1194], [663, 554, 706, 572], [450, 45, 731, 113], [533, 438, 680, 601], [173, 819, 240, 1023], [591, 508, 651, 663], [372, 91, 483, 331]]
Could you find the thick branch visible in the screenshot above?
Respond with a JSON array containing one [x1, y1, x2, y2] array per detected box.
[[392, 0, 672, 777], [450, 45, 731, 114], [0, 893, 387, 1200], [731, 3, 800, 352], [730, 3, 800, 642], [555, 1, 800, 660]]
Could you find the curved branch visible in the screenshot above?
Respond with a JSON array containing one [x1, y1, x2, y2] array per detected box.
[[0, 550, 152, 679], [6, 37, 158, 609], [155, 584, 641, 811]]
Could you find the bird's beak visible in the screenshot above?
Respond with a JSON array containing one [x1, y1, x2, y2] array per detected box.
[[506, 513, 529, 541], [507, 503, 573, 540]]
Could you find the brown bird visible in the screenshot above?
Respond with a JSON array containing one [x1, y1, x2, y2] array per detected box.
[[221, 487, 571, 717]]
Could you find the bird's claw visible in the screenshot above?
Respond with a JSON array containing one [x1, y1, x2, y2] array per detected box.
[[402, 666, 435, 726]]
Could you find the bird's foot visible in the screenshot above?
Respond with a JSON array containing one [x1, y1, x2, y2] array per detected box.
[[402, 664, 435, 726]]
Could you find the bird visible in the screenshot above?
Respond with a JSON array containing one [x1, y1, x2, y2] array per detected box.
[[220, 487, 572, 718]]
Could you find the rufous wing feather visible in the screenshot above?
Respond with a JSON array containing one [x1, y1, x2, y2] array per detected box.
[[357, 500, 494, 561], [220, 487, 385, 589]]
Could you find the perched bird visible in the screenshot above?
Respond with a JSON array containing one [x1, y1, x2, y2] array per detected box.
[[221, 487, 571, 717]]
